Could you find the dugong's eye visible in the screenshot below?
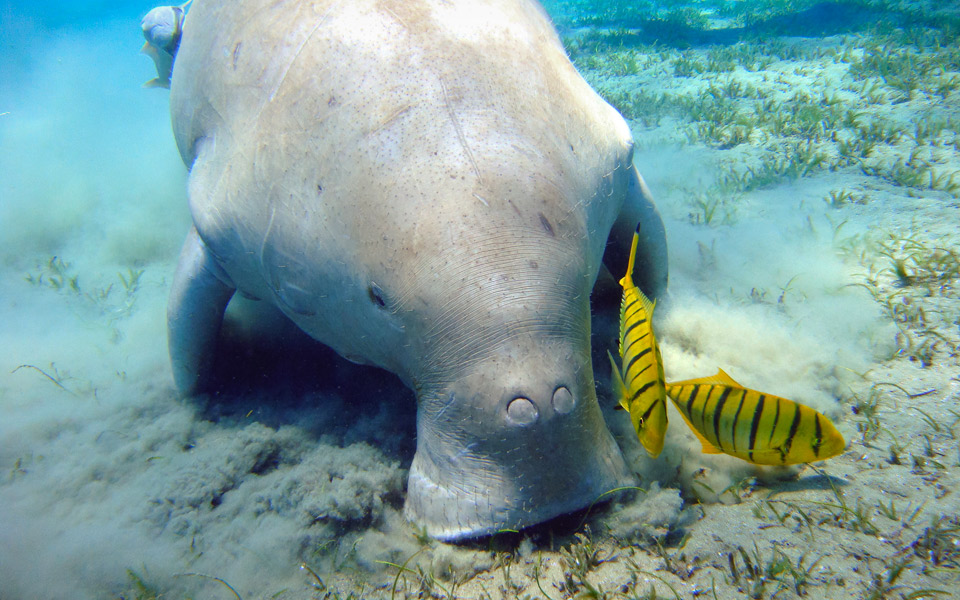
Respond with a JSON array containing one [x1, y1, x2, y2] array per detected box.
[[368, 283, 387, 308]]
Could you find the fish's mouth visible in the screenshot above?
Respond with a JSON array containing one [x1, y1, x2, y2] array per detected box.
[[403, 381, 633, 541]]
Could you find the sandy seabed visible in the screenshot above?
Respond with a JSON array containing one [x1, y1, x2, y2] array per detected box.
[[2, 1, 959, 599]]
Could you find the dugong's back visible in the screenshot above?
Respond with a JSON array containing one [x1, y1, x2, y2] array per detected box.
[[171, 0, 628, 163], [170, 0, 632, 285]]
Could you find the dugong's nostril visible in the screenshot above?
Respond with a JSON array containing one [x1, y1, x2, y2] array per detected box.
[[506, 397, 539, 425], [552, 386, 574, 414]]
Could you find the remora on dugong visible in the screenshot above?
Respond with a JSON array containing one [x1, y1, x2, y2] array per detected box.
[[165, 0, 668, 540]]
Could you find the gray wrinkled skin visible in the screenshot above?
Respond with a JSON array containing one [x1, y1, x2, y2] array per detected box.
[[166, 0, 668, 541]]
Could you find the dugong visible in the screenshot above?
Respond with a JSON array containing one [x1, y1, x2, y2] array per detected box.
[[166, 0, 668, 541]]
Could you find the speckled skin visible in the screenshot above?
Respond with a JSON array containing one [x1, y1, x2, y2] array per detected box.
[[166, 0, 668, 540]]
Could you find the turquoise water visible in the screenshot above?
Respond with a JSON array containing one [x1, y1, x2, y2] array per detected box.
[[2, 1, 959, 599]]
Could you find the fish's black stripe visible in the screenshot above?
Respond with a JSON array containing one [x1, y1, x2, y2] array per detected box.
[[712, 388, 733, 450], [624, 334, 651, 354], [623, 299, 645, 316], [698, 386, 715, 434], [623, 316, 647, 340], [640, 397, 660, 422], [622, 297, 640, 315], [729, 390, 747, 454], [627, 365, 653, 392], [686, 385, 701, 417], [781, 404, 802, 463], [768, 397, 781, 448], [813, 412, 823, 457], [748, 394, 766, 463], [634, 380, 656, 398], [624, 347, 652, 379], [623, 307, 646, 323]]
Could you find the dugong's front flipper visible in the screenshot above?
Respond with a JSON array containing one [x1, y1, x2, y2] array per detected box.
[[167, 227, 235, 394], [605, 167, 668, 300]]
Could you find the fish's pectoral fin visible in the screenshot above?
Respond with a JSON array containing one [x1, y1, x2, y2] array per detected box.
[[607, 350, 629, 411], [699, 440, 723, 454], [687, 421, 722, 454], [669, 395, 723, 454]]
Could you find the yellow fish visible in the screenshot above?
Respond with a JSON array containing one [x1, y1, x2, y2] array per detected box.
[[608, 223, 668, 458], [665, 369, 845, 465]]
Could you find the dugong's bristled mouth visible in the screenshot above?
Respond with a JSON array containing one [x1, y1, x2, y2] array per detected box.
[[403, 379, 633, 541]]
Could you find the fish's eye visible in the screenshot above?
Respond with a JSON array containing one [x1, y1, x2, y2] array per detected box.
[[368, 283, 387, 308]]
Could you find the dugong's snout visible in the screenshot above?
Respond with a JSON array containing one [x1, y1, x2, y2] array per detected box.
[[404, 339, 634, 541]]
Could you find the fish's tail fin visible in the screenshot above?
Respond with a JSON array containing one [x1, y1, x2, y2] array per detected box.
[[619, 223, 641, 290]]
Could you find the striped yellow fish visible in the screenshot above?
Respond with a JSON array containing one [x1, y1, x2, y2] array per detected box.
[[665, 369, 845, 465], [608, 224, 668, 458]]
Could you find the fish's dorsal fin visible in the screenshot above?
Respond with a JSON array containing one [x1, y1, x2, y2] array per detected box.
[[668, 368, 744, 389], [607, 350, 629, 411], [713, 368, 739, 386], [639, 288, 656, 318]]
